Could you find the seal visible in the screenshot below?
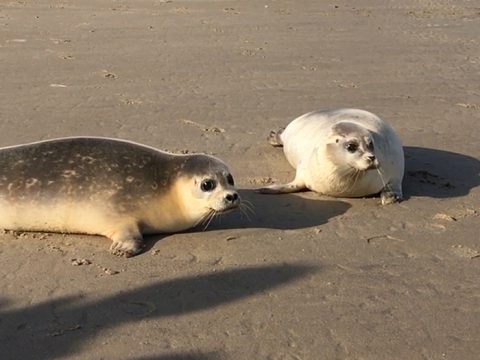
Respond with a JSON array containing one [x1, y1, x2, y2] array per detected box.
[[0, 137, 240, 257], [258, 108, 404, 204]]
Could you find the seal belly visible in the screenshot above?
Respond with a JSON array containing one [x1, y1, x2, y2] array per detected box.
[[0, 199, 117, 235], [338, 171, 384, 198]]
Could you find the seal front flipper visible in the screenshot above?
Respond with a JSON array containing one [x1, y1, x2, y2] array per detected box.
[[256, 178, 306, 194], [380, 181, 403, 205], [108, 226, 145, 258]]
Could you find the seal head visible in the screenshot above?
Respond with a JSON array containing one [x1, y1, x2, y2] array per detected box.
[[155, 154, 240, 233], [326, 121, 379, 171]]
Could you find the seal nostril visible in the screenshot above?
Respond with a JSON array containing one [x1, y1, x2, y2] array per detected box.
[[368, 155, 376, 162], [225, 192, 239, 203]]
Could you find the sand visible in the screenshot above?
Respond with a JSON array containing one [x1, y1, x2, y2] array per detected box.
[[0, 1, 479, 359]]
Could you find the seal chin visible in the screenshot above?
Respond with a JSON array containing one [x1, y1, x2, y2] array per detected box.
[[356, 159, 379, 171], [213, 202, 240, 214], [349, 163, 368, 173]]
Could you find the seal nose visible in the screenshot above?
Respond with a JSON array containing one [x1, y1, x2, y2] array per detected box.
[[225, 191, 239, 204], [366, 154, 379, 169]]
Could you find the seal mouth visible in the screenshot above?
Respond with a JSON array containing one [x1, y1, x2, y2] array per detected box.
[[213, 202, 240, 214], [198, 203, 240, 231]]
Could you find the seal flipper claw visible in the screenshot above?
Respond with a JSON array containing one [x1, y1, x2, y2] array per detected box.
[[380, 179, 403, 205], [380, 188, 403, 205], [109, 228, 144, 257]]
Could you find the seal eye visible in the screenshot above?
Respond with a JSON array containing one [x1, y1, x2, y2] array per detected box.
[[226, 174, 234, 186], [345, 143, 358, 153], [200, 179, 217, 192], [367, 141, 374, 150]]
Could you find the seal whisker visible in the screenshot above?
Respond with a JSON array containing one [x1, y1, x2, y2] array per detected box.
[[242, 198, 255, 209], [345, 170, 359, 193], [202, 210, 217, 231], [198, 211, 208, 226], [341, 168, 360, 194], [376, 167, 388, 190], [200, 212, 213, 230], [240, 199, 256, 216], [353, 169, 364, 190], [239, 204, 253, 222], [339, 170, 353, 193], [349, 170, 360, 193], [338, 166, 355, 178], [200, 209, 215, 227]]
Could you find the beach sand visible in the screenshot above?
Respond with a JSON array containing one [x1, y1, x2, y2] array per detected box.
[[0, 1, 479, 359]]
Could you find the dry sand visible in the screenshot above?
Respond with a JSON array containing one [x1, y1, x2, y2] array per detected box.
[[0, 1, 479, 359]]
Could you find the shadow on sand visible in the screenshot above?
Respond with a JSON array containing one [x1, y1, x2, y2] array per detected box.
[[0, 264, 315, 360], [403, 146, 480, 199], [145, 146, 479, 250], [212, 189, 351, 231], [132, 353, 221, 360], [140, 190, 350, 253]]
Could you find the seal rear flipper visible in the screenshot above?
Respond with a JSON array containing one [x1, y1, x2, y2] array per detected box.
[[267, 128, 285, 147], [108, 227, 145, 258], [256, 179, 306, 194]]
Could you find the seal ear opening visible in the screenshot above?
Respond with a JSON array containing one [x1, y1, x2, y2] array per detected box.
[[330, 122, 352, 137], [325, 134, 342, 146]]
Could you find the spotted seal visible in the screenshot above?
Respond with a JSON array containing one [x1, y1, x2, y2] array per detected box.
[[0, 137, 240, 256], [258, 108, 404, 204]]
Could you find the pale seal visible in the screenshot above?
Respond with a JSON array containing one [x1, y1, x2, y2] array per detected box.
[[0, 137, 240, 257], [258, 108, 404, 204]]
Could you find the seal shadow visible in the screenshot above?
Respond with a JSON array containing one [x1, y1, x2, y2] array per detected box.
[[131, 353, 221, 360], [132, 352, 221, 360], [142, 190, 350, 252], [209, 189, 351, 231], [0, 264, 315, 360], [403, 146, 480, 199]]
